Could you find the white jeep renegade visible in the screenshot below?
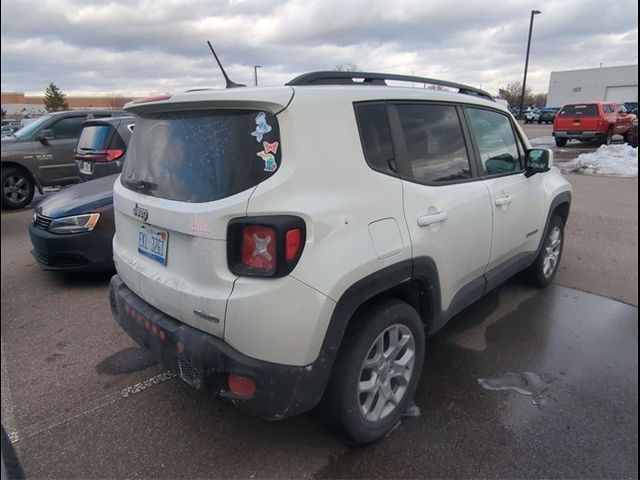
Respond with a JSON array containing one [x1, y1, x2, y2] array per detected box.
[[109, 71, 571, 444]]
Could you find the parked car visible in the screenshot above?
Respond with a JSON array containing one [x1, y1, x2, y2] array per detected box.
[[553, 102, 637, 147], [1, 109, 125, 209], [524, 107, 541, 124], [537, 107, 560, 124], [75, 116, 136, 181], [623, 102, 638, 114], [109, 71, 571, 444], [628, 117, 638, 148], [29, 174, 116, 272], [1, 123, 20, 137]]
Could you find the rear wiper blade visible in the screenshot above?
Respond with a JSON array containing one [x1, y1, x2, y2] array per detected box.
[[123, 178, 158, 191]]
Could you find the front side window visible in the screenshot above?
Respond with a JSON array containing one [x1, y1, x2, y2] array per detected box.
[[50, 116, 86, 139], [466, 108, 523, 176], [396, 104, 471, 183]]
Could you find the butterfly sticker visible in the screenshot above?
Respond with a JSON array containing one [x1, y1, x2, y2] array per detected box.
[[263, 141, 279, 154], [257, 151, 278, 172], [251, 112, 272, 142]]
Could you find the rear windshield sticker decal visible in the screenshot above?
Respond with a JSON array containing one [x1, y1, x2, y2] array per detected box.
[[251, 112, 272, 142], [257, 151, 278, 172], [188, 215, 212, 235], [263, 141, 279, 154]]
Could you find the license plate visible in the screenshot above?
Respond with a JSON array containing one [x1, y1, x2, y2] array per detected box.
[[80, 161, 92, 174], [138, 225, 168, 265]]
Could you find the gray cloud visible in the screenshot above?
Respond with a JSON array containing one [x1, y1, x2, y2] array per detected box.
[[1, 0, 637, 96]]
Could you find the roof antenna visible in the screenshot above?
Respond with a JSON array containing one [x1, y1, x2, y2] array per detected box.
[[207, 40, 246, 88]]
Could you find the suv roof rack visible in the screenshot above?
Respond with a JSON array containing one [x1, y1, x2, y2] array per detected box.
[[286, 71, 495, 102]]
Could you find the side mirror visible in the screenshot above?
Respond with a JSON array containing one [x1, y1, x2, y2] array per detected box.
[[525, 148, 552, 177], [37, 129, 55, 143]]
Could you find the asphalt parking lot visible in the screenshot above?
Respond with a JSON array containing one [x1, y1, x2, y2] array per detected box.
[[1, 125, 638, 478]]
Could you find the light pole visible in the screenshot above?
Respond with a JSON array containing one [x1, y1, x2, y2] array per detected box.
[[519, 9, 541, 119], [254, 65, 262, 86]]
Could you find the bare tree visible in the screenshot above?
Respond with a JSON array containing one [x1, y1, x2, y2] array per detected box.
[[107, 94, 134, 109], [498, 82, 547, 108], [334, 63, 360, 72]]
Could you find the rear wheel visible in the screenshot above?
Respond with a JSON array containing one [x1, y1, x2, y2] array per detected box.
[[1, 168, 35, 210], [524, 215, 565, 288], [323, 299, 425, 444], [555, 137, 568, 147]]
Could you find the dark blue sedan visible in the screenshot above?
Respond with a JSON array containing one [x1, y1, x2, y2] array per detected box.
[[29, 174, 116, 272]]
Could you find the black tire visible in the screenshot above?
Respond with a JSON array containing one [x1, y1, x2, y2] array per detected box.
[[555, 137, 568, 147], [1, 167, 35, 210], [322, 298, 425, 444], [524, 215, 565, 288], [538, 120, 542, 124]]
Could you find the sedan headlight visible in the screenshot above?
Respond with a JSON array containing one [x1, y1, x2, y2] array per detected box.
[[48, 213, 100, 234]]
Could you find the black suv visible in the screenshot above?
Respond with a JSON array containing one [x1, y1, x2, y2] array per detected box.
[[75, 116, 136, 181], [1, 109, 125, 209]]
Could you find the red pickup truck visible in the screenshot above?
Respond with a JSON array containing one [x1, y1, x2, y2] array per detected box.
[[553, 102, 636, 147]]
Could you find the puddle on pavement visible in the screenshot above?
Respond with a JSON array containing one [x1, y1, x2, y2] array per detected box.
[[478, 372, 556, 402], [96, 347, 157, 374]]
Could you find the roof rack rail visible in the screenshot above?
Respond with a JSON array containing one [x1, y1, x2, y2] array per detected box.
[[286, 71, 495, 102]]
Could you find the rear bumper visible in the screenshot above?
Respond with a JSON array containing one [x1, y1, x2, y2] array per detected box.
[[29, 222, 114, 272], [109, 275, 330, 420], [553, 130, 603, 140]]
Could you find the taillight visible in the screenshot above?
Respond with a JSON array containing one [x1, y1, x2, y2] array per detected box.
[[104, 148, 125, 161], [241, 225, 277, 273], [228, 216, 306, 277], [74, 148, 125, 163], [285, 228, 302, 261]]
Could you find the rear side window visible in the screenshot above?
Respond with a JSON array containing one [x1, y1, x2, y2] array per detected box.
[[466, 108, 523, 175], [396, 104, 471, 183], [354, 103, 395, 174], [121, 110, 281, 203], [559, 104, 599, 116]]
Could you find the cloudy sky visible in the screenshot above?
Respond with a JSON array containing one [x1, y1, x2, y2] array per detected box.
[[1, 0, 637, 97]]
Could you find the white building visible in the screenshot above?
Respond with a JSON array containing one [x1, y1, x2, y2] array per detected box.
[[546, 65, 638, 107]]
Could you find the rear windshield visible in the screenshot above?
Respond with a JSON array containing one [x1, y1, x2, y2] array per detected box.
[[121, 110, 281, 203], [77, 125, 125, 151], [559, 104, 599, 116]]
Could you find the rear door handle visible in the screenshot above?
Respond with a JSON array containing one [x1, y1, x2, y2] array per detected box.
[[495, 195, 513, 207], [417, 211, 449, 227]]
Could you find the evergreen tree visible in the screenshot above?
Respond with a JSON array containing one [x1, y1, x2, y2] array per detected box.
[[44, 82, 69, 112]]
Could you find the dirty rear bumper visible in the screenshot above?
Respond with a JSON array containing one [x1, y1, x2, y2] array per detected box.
[[109, 275, 328, 420]]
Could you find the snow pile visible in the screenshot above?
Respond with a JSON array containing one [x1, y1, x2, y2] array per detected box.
[[566, 144, 638, 177]]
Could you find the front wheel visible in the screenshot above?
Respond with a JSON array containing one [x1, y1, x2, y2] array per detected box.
[[1, 168, 35, 210], [323, 299, 425, 444], [524, 215, 565, 288]]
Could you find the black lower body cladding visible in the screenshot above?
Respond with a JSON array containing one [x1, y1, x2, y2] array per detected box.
[[109, 275, 329, 420]]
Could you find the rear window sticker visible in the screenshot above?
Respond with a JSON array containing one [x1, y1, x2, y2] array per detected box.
[[251, 112, 272, 142], [257, 151, 278, 172], [263, 141, 279, 154]]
